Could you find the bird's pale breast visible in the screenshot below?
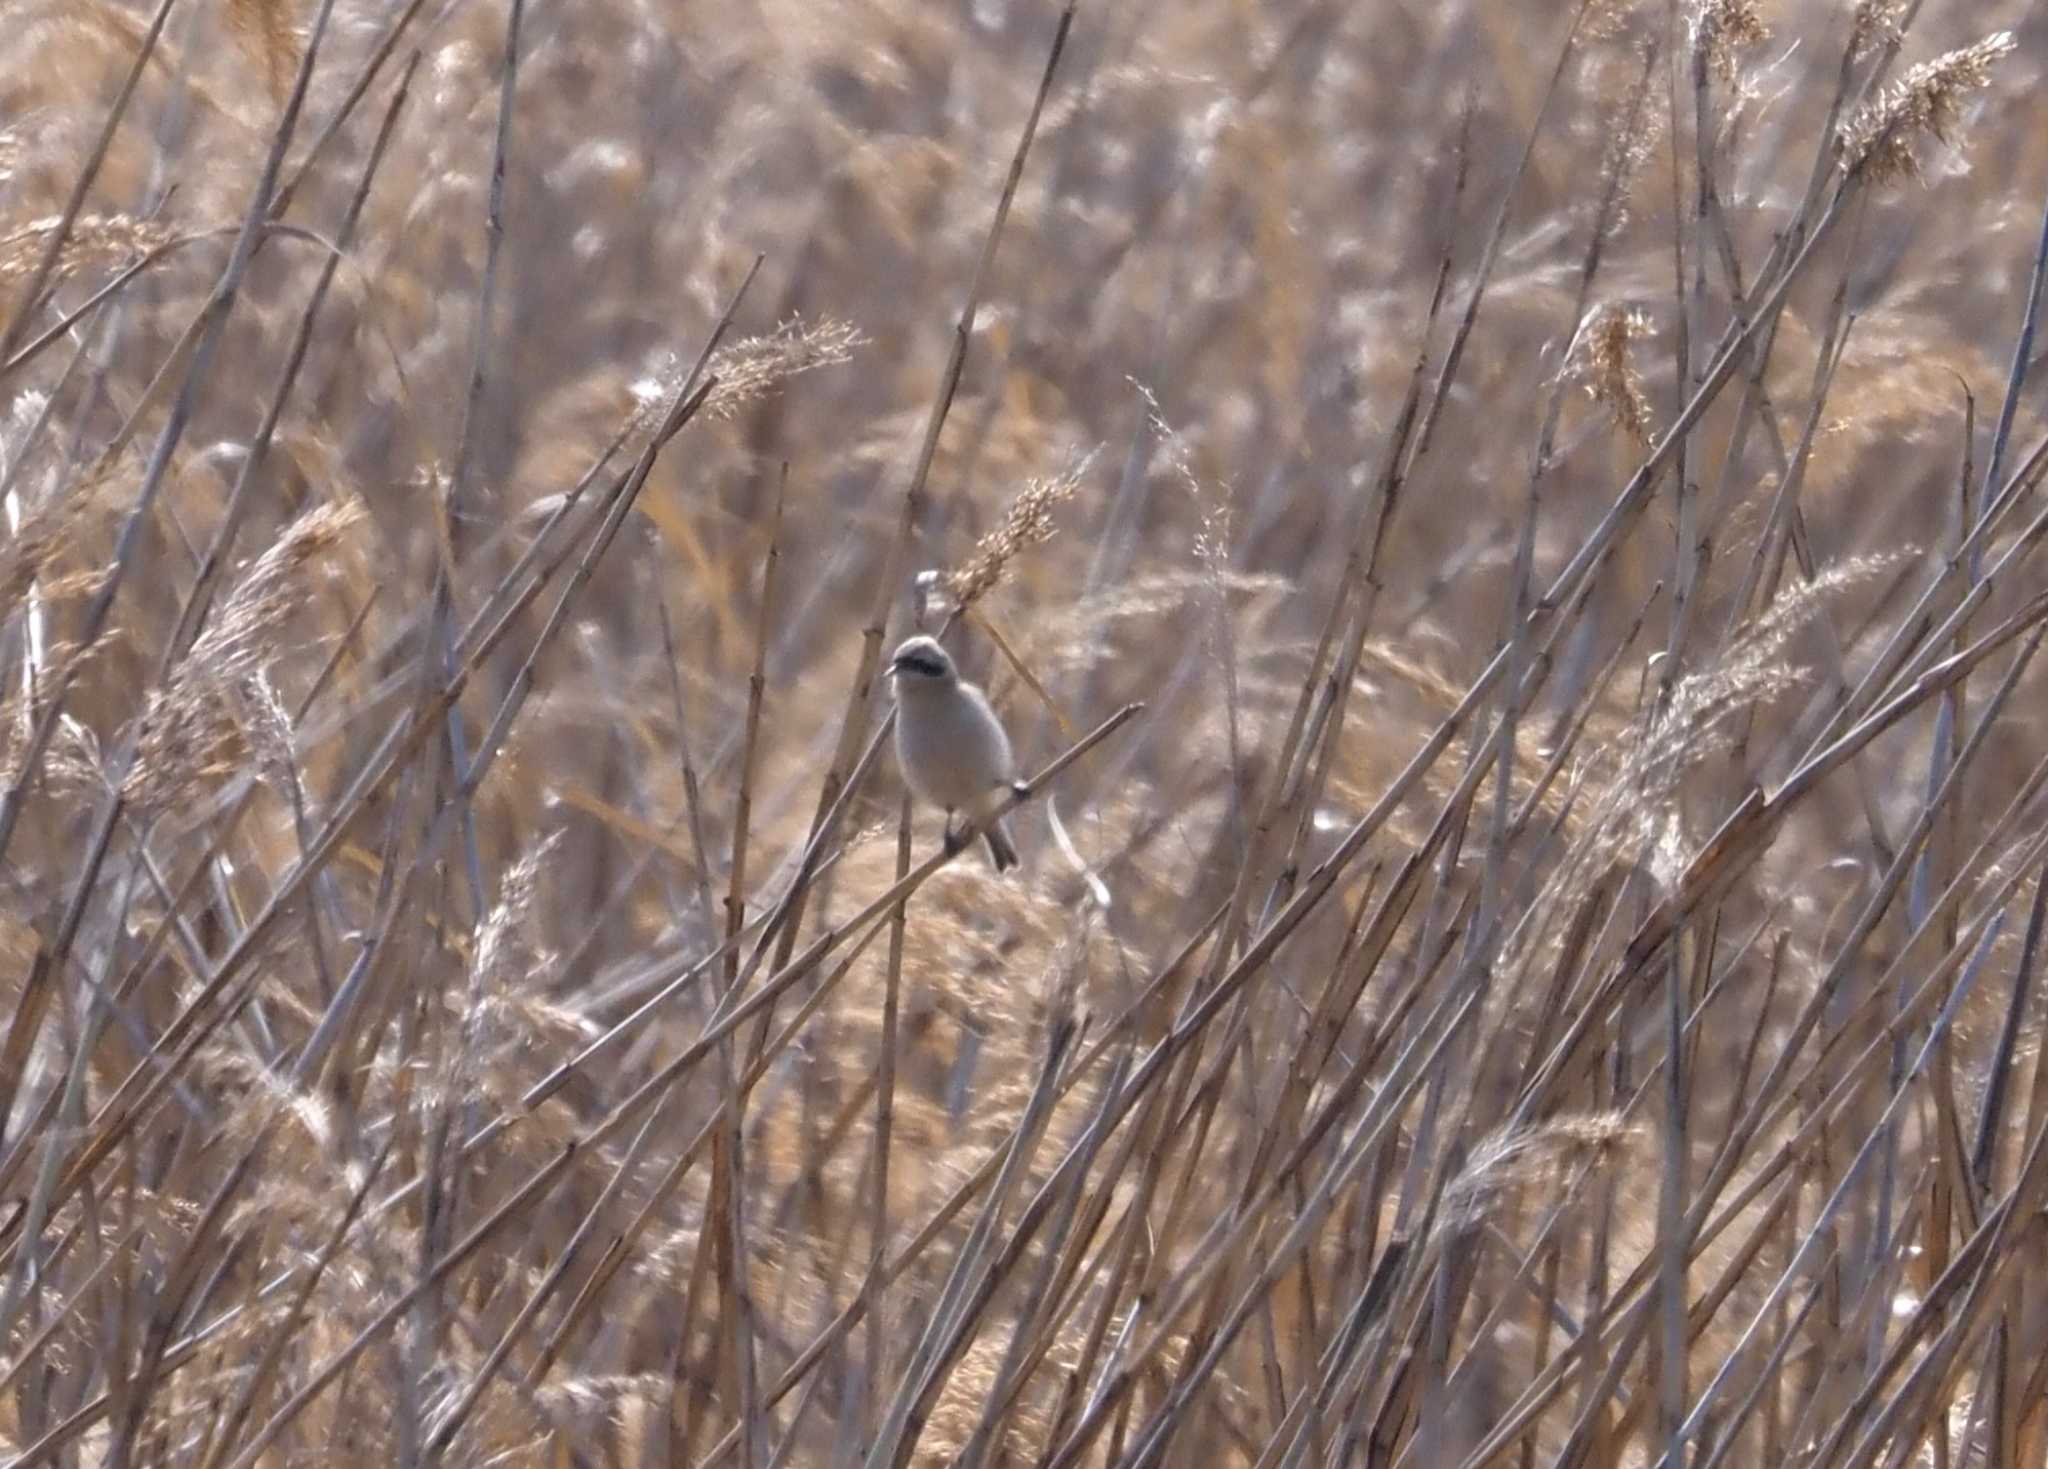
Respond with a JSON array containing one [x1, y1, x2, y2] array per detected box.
[[896, 682, 1012, 811]]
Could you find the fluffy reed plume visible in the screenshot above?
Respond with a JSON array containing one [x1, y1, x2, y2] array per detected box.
[[443, 832, 598, 1114], [223, 0, 300, 100], [41, 710, 110, 799], [1, 396, 79, 614], [917, 1329, 1079, 1468], [1689, 0, 1768, 85], [1841, 31, 2017, 184], [1, 641, 119, 797], [1582, 0, 1645, 43], [1594, 44, 1662, 236], [1436, 1113, 1635, 1240], [206, 1032, 337, 1161], [1509, 551, 1904, 988], [941, 458, 1085, 610], [1851, 0, 1908, 54], [644, 315, 864, 426], [0, 212, 177, 289], [123, 498, 363, 813], [1572, 302, 1656, 448]]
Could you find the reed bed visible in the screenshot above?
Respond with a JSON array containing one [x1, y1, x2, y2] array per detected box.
[[2, 0, 2048, 1464]]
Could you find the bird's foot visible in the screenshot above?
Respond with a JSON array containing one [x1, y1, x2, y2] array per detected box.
[[941, 818, 967, 858]]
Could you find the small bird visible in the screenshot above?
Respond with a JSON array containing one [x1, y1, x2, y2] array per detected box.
[[888, 634, 1021, 872]]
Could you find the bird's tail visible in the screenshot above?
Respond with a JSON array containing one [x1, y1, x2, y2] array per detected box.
[[983, 817, 1019, 873]]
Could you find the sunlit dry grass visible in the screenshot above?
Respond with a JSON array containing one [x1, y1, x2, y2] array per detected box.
[[2, 0, 2048, 1465]]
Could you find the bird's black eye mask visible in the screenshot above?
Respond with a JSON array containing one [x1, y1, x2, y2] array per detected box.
[[892, 651, 950, 678]]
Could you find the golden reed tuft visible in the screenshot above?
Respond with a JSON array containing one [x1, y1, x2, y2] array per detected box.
[[1842, 31, 2017, 184]]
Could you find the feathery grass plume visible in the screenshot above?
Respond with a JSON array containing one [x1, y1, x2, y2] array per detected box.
[[941, 456, 1087, 611], [1193, 484, 1232, 572], [471, 834, 559, 995], [124, 499, 363, 814], [1689, 0, 1768, 85], [533, 1372, 672, 1442], [1841, 31, 2016, 185], [223, 0, 301, 102], [1583, 0, 1646, 42], [0, 492, 106, 617], [715, 315, 864, 414], [46, 1188, 206, 1267], [1023, 568, 1294, 677], [202, 1038, 336, 1158], [1523, 552, 1905, 939], [240, 667, 301, 802], [42, 712, 109, 798], [1135, 379, 1242, 619], [1138, 380, 1251, 694], [1851, 0, 1908, 55], [0, 212, 178, 290], [1, 400, 123, 618], [0, 638, 114, 787], [1572, 302, 1657, 448], [446, 832, 575, 1113], [639, 315, 865, 428], [1593, 42, 1663, 236], [916, 1332, 1009, 1466], [1436, 1113, 1634, 1240]]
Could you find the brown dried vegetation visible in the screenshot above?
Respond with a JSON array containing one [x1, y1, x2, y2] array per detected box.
[[1, 0, 2046, 1466]]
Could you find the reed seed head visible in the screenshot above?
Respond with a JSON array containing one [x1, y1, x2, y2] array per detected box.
[[1842, 32, 2016, 185]]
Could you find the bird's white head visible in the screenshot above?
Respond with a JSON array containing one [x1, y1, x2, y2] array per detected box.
[[888, 635, 957, 686]]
